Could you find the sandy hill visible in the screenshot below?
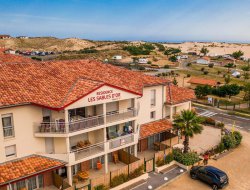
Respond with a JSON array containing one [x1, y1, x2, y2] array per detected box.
[[0, 37, 96, 51]]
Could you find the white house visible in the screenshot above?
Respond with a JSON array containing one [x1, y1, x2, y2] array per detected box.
[[196, 57, 210, 65], [112, 55, 122, 60], [138, 58, 148, 64], [231, 70, 241, 77]]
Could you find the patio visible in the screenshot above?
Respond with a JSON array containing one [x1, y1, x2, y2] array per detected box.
[[89, 161, 127, 179], [137, 149, 156, 160]]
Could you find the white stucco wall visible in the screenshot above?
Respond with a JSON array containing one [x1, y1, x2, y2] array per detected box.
[[0, 105, 45, 163]]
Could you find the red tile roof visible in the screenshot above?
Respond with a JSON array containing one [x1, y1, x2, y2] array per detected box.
[[166, 85, 195, 105], [0, 60, 168, 109], [0, 52, 35, 64], [201, 56, 210, 61], [140, 119, 172, 139], [0, 155, 65, 186], [187, 77, 217, 86]]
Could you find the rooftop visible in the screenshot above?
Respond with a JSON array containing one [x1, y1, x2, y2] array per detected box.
[[0, 48, 34, 64], [0, 155, 65, 186], [0, 59, 168, 109], [166, 84, 195, 105], [187, 77, 217, 86], [140, 119, 172, 139]]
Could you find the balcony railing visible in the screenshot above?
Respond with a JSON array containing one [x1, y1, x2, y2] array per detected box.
[[109, 134, 134, 149], [3, 126, 15, 138], [69, 115, 105, 132], [72, 142, 105, 161], [106, 108, 137, 124], [37, 115, 105, 134]]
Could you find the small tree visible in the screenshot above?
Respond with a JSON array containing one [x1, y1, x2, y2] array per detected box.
[[224, 63, 235, 73], [147, 61, 152, 64], [200, 47, 209, 56], [241, 65, 250, 81], [173, 110, 203, 153], [224, 74, 231, 84], [173, 77, 178, 86], [195, 85, 212, 98], [232, 50, 244, 59], [169, 55, 178, 62], [243, 83, 250, 108]]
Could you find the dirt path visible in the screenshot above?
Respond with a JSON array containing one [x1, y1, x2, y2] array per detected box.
[[160, 129, 250, 190]]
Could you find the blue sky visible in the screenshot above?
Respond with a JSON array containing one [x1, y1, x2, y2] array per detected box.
[[0, 0, 250, 42]]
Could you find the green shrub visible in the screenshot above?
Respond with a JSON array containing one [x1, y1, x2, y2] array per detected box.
[[203, 70, 209, 75], [216, 122, 225, 129], [110, 173, 128, 188], [187, 63, 192, 67], [156, 158, 165, 167], [129, 166, 144, 179], [215, 142, 225, 153], [187, 73, 191, 77], [201, 117, 216, 126], [222, 134, 236, 149], [164, 64, 170, 69], [208, 63, 214, 68], [165, 153, 174, 164], [201, 67, 205, 71], [173, 148, 200, 166], [232, 131, 242, 146], [94, 184, 108, 190]]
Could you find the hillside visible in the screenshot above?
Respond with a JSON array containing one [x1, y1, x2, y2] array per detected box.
[[0, 37, 96, 51]]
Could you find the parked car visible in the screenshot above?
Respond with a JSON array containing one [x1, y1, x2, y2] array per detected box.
[[190, 166, 229, 190]]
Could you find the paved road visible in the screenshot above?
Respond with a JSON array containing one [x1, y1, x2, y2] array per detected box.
[[132, 166, 186, 190], [195, 106, 250, 132]]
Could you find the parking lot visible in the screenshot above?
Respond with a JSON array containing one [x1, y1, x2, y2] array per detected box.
[[160, 129, 250, 190]]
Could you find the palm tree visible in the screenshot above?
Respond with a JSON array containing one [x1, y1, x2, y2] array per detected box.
[[173, 110, 204, 153]]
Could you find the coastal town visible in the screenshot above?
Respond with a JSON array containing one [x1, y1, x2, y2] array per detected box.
[[1, 1, 250, 190]]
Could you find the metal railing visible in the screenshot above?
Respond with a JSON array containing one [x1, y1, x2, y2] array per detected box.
[[72, 142, 105, 161], [109, 134, 134, 149], [106, 108, 137, 123], [39, 122, 67, 133], [69, 115, 105, 132], [37, 115, 105, 134], [3, 126, 15, 138]]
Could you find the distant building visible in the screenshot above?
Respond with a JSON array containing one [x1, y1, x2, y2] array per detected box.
[[138, 58, 148, 64], [0, 35, 11, 39], [177, 55, 188, 60], [4, 49, 16, 55], [112, 55, 122, 60], [16, 36, 29, 39], [187, 77, 218, 89], [231, 70, 241, 77], [196, 57, 210, 65]]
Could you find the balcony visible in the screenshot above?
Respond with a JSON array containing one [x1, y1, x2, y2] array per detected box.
[[106, 108, 137, 124], [109, 134, 135, 149], [72, 142, 105, 161], [36, 115, 105, 135]]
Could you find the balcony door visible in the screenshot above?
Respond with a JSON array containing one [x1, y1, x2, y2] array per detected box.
[[45, 138, 54, 154]]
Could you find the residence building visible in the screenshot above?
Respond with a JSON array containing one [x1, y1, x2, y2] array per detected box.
[[0, 59, 194, 189], [196, 56, 210, 65], [0, 35, 11, 39], [138, 58, 148, 64], [187, 77, 218, 89]]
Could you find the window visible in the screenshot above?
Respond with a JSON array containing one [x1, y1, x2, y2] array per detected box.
[[28, 176, 37, 190], [72, 163, 81, 175], [150, 111, 156, 119], [150, 89, 156, 106], [16, 180, 26, 190], [2, 114, 15, 138], [5, 145, 16, 158], [38, 174, 44, 188]]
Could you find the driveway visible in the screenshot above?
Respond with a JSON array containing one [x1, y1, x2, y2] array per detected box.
[[160, 129, 250, 190]]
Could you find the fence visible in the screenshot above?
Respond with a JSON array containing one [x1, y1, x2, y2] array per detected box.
[[154, 148, 172, 162], [90, 159, 144, 189]]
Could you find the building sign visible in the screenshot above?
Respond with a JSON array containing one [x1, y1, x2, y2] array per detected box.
[[88, 89, 121, 102]]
